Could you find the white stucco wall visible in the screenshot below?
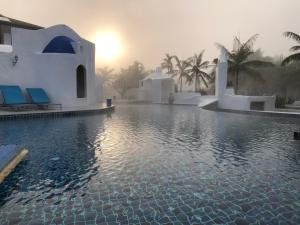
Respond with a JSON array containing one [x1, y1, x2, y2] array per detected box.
[[218, 95, 275, 111], [161, 79, 175, 103], [151, 79, 162, 103], [213, 48, 275, 112], [0, 25, 98, 107], [174, 92, 202, 105], [215, 61, 228, 97], [138, 79, 152, 102], [137, 77, 174, 103]]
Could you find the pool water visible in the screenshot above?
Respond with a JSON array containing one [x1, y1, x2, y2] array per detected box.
[[0, 104, 300, 225]]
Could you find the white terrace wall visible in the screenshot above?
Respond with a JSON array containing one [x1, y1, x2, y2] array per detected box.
[[218, 95, 275, 111], [0, 25, 98, 107]]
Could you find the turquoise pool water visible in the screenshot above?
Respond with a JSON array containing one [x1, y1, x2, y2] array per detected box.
[[0, 104, 299, 225]]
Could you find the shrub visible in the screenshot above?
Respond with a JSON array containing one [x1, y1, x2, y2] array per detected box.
[[275, 96, 286, 108], [275, 96, 295, 108]]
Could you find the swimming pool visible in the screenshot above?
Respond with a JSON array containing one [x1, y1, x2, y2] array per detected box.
[[0, 104, 299, 225]]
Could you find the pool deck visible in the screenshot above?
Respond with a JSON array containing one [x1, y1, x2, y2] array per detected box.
[[0, 104, 115, 120]]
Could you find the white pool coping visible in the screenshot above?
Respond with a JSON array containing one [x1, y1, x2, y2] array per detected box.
[[0, 104, 115, 120], [212, 108, 300, 118]]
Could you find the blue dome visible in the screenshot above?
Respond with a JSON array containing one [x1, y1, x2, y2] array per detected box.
[[43, 36, 76, 54]]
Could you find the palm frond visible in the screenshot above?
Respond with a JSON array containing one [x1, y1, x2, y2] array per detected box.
[[185, 74, 193, 85], [173, 55, 181, 68], [197, 50, 205, 64], [215, 43, 235, 60], [199, 74, 209, 87], [215, 43, 231, 54], [281, 52, 300, 66], [289, 45, 300, 52], [233, 36, 243, 50], [212, 58, 218, 65], [242, 60, 273, 68], [200, 61, 210, 68], [199, 71, 211, 81], [283, 32, 300, 43], [243, 34, 259, 49]]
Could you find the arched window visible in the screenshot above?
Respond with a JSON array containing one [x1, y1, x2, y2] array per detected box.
[[76, 65, 86, 98], [43, 36, 75, 54]]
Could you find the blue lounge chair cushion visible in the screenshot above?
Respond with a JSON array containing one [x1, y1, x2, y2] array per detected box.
[[26, 88, 50, 104], [0, 145, 22, 171], [0, 85, 27, 105]]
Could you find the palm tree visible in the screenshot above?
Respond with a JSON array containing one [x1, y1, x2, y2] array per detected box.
[[185, 51, 211, 92], [216, 34, 273, 94], [173, 56, 190, 92], [161, 54, 174, 75], [282, 32, 300, 66]]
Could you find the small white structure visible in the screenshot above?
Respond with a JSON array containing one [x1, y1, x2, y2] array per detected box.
[[136, 68, 216, 106], [138, 68, 175, 103], [215, 48, 275, 111], [0, 15, 101, 108]]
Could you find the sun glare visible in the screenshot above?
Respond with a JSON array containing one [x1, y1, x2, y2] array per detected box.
[[93, 32, 122, 62]]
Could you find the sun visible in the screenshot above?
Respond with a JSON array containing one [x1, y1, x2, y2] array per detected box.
[[93, 32, 122, 62]]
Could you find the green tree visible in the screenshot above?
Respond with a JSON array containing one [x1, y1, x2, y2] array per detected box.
[[216, 34, 273, 94], [185, 51, 211, 92], [282, 32, 300, 66], [96, 66, 115, 86], [112, 61, 147, 98], [112, 69, 127, 98]]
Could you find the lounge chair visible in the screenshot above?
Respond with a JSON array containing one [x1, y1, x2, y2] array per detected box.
[[26, 88, 62, 110], [0, 85, 37, 111], [0, 145, 28, 183]]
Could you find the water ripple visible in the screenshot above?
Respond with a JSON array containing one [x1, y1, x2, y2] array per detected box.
[[0, 104, 299, 224]]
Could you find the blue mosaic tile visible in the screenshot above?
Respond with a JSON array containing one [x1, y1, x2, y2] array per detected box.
[[0, 104, 299, 225]]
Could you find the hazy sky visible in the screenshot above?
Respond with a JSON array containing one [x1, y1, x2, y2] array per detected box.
[[2, 0, 300, 70]]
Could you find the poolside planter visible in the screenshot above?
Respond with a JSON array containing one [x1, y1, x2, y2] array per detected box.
[[106, 99, 112, 107]]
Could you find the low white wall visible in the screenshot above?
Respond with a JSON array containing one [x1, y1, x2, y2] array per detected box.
[[0, 45, 13, 53], [218, 95, 275, 111], [161, 79, 175, 103], [136, 78, 174, 103], [197, 96, 218, 107], [174, 92, 202, 105]]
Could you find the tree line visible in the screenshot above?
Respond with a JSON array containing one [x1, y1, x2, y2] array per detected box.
[[97, 31, 300, 100]]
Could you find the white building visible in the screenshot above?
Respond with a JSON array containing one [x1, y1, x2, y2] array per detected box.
[[215, 48, 275, 111], [0, 15, 101, 108], [138, 68, 175, 103]]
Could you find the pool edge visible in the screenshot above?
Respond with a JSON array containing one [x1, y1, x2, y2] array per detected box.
[[0, 105, 115, 121]]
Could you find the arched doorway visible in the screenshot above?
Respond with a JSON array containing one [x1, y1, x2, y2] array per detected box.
[[76, 65, 87, 98]]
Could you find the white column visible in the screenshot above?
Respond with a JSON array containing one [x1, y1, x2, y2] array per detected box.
[[215, 48, 228, 97]]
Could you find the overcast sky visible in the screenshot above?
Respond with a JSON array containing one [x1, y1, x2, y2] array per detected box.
[[2, 0, 299, 70]]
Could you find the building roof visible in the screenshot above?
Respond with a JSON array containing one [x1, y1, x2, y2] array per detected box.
[[0, 14, 43, 30], [143, 72, 170, 81], [142, 71, 171, 81]]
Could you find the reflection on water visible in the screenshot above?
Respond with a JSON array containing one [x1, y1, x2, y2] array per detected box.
[[0, 116, 105, 206], [0, 104, 299, 224]]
